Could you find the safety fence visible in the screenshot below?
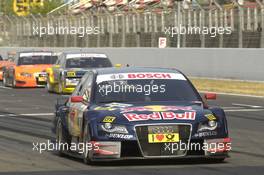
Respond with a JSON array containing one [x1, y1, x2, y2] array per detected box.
[[1, 1, 264, 48]]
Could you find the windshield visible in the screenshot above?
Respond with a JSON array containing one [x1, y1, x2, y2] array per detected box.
[[95, 79, 200, 103], [18, 55, 58, 65], [66, 57, 112, 68]]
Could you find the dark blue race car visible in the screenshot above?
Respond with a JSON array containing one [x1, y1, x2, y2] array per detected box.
[[52, 67, 231, 164]]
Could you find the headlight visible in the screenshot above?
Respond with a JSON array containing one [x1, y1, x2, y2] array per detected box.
[[20, 72, 32, 77], [208, 120, 217, 127], [100, 123, 128, 134], [197, 120, 217, 132]]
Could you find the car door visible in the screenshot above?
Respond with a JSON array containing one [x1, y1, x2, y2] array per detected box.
[[67, 72, 93, 137], [53, 55, 64, 83]]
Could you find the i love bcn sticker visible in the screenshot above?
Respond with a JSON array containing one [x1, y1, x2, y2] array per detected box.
[[148, 133, 180, 143]]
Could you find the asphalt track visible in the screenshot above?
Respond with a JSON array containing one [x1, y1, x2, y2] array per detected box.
[[0, 82, 264, 175]]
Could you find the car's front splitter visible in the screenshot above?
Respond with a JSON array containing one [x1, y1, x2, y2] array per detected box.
[[88, 137, 231, 161]]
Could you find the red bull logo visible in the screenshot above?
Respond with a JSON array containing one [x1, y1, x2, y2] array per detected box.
[[121, 105, 193, 113], [123, 111, 196, 122]]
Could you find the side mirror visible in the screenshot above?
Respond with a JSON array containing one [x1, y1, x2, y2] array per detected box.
[[205, 93, 216, 100], [70, 96, 83, 103], [115, 64, 122, 68]]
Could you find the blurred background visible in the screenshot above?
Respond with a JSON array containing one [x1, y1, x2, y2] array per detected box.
[[0, 0, 263, 48]]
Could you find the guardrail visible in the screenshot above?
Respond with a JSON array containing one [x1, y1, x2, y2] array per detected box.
[[1, 1, 264, 48], [0, 47, 264, 81]]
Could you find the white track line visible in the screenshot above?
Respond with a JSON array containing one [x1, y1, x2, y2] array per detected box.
[[232, 103, 263, 108], [224, 109, 264, 112], [0, 86, 12, 90], [222, 107, 244, 109], [0, 113, 54, 117]]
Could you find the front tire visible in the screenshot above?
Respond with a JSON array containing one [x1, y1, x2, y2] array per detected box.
[[12, 74, 16, 88], [82, 123, 92, 164], [55, 118, 70, 156], [3, 72, 7, 87], [58, 82, 63, 94], [46, 80, 53, 92]]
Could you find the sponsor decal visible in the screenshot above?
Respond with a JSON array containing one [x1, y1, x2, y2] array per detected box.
[[110, 74, 125, 80], [121, 105, 193, 113], [148, 133, 179, 143], [96, 72, 186, 83], [123, 111, 196, 122], [149, 125, 177, 134], [66, 53, 107, 59], [102, 116, 116, 123], [194, 131, 217, 138], [66, 71, 76, 77], [128, 73, 173, 79], [205, 114, 217, 121], [106, 133, 133, 139], [20, 52, 52, 57]]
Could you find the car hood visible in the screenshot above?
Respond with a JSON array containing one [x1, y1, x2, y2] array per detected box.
[[89, 101, 212, 125], [16, 65, 52, 73], [65, 68, 91, 72]]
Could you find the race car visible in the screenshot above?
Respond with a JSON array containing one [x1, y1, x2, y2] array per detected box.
[[46, 52, 112, 94], [0, 52, 16, 81], [3, 51, 58, 87], [52, 67, 231, 164]]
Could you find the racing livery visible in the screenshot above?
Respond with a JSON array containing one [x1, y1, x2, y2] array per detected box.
[[46, 52, 112, 94], [0, 51, 16, 81], [52, 67, 231, 164], [3, 51, 58, 87]]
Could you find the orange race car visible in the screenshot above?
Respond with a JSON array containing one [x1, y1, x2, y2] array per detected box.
[[2, 51, 58, 87], [0, 52, 16, 81]]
